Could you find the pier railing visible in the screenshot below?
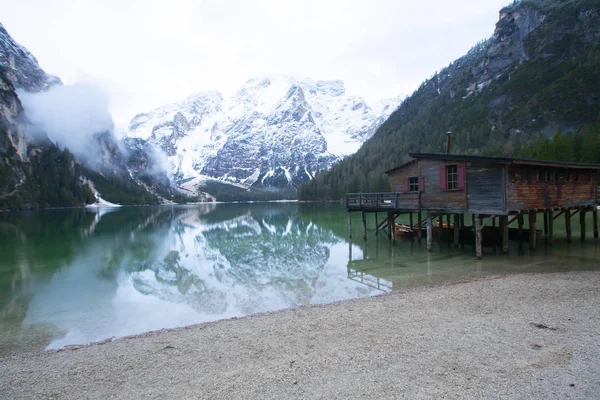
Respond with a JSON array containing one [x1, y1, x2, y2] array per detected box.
[[345, 192, 419, 211]]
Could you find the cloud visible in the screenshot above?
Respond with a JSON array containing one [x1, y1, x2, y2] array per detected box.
[[18, 82, 115, 158]]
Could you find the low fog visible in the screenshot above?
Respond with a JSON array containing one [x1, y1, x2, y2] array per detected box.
[[18, 82, 115, 158]]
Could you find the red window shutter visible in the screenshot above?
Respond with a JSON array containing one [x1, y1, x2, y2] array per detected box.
[[404, 178, 409, 193], [418, 176, 424, 192], [439, 165, 447, 191], [457, 164, 465, 190]]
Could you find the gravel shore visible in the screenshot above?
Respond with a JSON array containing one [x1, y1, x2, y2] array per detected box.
[[1, 271, 599, 399]]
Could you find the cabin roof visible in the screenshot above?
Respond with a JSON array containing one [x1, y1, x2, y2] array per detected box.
[[384, 153, 600, 174]]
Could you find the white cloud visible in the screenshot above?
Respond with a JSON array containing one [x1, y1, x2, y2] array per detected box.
[[3, 0, 511, 129], [19, 83, 114, 157]]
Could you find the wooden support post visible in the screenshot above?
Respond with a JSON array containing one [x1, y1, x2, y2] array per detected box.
[[453, 214, 460, 248], [417, 211, 422, 240], [438, 216, 442, 228], [374, 212, 378, 236], [409, 213, 414, 229], [565, 209, 572, 243], [548, 210, 553, 246], [391, 213, 396, 242], [460, 214, 465, 228], [580, 208, 586, 242], [475, 214, 482, 260], [387, 212, 393, 240], [447, 214, 451, 229], [471, 214, 475, 228], [501, 215, 509, 254], [543, 212, 549, 235], [361, 211, 367, 241], [529, 211, 537, 250], [518, 214, 524, 239], [492, 217, 496, 228], [594, 208, 598, 239], [426, 214, 433, 252], [347, 212, 353, 239]]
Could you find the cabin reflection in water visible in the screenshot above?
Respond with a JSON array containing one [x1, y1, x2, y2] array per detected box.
[[346, 153, 600, 259]]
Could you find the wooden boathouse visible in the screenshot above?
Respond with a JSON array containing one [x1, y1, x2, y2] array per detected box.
[[346, 153, 600, 259]]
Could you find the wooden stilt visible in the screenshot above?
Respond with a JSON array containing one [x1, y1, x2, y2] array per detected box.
[[426, 214, 433, 252], [453, 214, 460, 248], [580, 208, 586, 241], [387, 212, 393, 239], [471, 214, 475, 228], [593, 208, 598, 239], [361, 211, 367, 241], [543, 212, 549, 235], [374, 212, 378, 236], [409, 213, 414, 229], [492, 217, 496, 228], [438, 216, 442, 228], [548, 210, 553, 246], [417, 211, 422, 240], [475, 214, 482, 260], [460, 214, 465, 228], [348, 212, 353, 239], [348, 240, 352, 261], [391, 213, 396, 242], [529, 211, 537, 250], [501, 215, 509, 254], [447, 214, 451, 229], [565, 208, 572, 243], [518, 214, 524, 239]]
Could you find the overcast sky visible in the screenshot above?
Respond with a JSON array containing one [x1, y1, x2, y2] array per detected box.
[[3, 0, 510, 130]]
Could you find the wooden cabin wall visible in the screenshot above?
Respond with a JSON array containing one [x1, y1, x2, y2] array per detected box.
[[388, 162, 419, 192], [466, 162, 506, 213], [420, 159, 467, 212], [507, 167, 598, 211]]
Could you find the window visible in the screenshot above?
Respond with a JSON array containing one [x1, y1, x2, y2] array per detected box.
[[408, 177, 419, 192], [447, 165, 458, 190], [544, 169, 550, 182]]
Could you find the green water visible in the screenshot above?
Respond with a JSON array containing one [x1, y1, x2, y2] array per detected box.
[[1, 203, 599, 356]]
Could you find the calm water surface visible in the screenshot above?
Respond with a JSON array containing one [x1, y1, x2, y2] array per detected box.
[[1, 203, 599, 356]]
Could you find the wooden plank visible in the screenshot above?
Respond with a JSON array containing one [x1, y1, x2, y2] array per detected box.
[[475, 214, 483, 260], [454, 214, 460, 248], [529, 211, 537, 250], [347, 212, 352, 239], [374, 212, 378, 236], [548, 210, 554, 246], [594, 208, 598, 239], [543, 212, 548, 235], [580, 208, 586, 241], [362, 212, 367, 241], [426, 214, 433, 252], [501, 215, 509, 254], [565, 209, 572, 243]]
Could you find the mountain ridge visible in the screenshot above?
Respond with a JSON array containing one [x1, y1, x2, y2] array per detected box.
[[300, 0, 600, 200]]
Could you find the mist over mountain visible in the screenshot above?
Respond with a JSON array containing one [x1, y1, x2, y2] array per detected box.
[[0, 23, 187, 208], [300, 0, 600, 200]]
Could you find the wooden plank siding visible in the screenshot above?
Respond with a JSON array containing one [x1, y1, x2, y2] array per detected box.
[[466, 162, 506, 214], [507, 166, 598, 211], [347, 153, 600, 214], [419, 159, 467, 212]]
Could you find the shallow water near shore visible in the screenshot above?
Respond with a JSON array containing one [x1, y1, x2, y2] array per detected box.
[[1, 203, 599, 357]]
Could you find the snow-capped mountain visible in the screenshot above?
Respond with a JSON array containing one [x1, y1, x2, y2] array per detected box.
[[127, 77, 400, 190]]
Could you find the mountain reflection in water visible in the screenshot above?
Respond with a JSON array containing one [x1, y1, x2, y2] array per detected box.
[[0, 204, 379, 354], [1, 203, 599, 356]]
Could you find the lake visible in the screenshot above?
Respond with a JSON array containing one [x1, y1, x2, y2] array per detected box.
[[1, 203, 599, 357]]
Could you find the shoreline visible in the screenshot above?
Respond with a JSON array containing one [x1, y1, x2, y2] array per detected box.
[[2, 271, 599, 398]]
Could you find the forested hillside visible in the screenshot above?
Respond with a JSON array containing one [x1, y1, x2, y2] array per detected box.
[[299, 0, 600, 200]]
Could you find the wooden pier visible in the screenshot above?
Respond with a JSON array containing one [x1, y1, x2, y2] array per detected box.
[[346, 153, 600, 259]]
